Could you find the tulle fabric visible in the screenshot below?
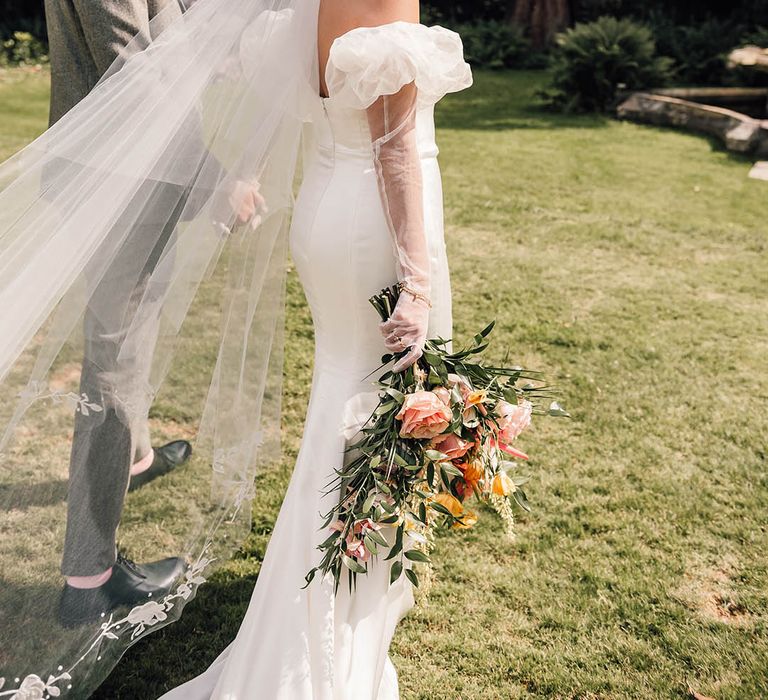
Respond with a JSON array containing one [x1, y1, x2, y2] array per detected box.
[[325, 21, 472, 111], [0, 1, 319, 696]]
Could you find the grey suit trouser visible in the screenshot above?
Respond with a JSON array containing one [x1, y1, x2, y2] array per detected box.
[[45, 0, 184, 576]]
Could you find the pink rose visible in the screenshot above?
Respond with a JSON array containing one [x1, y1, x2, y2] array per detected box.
[[345, 537, 370, 562], [496, 399, 532, 443], [395, 391, 453, 439], [429, 432, 473, 460], [353, 518, 380, 536]]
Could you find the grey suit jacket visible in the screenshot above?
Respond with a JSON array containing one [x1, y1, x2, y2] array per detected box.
[[44, 0, 184, 125]]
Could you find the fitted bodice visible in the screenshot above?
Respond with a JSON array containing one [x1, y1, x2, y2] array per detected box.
[[312, 99, 439, 162]]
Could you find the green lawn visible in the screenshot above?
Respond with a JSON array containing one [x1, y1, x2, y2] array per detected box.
[[1, 67, 767, 700]]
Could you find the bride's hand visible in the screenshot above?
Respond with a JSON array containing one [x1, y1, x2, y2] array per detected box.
[[380, 293, 430, 372]]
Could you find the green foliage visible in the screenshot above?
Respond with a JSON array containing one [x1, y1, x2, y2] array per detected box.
[[543, 16, 673, 113], [0, 31, 48, 67], [455, 20, 548, 70], [742, 25, 768, 48], [572, 0, 768, 26], [421, 0, 509, 25], [648, 14, 746, 86]]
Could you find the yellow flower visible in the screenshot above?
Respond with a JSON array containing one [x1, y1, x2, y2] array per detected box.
[[491, 471, 515, 497], [432, 492, 464, 517], [459, 460, 485, 492], [432, 493, 479, 530], [453, 509, 478, 530]]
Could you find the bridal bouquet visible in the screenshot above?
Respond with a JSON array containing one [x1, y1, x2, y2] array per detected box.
[[304, 286, 568, 593]]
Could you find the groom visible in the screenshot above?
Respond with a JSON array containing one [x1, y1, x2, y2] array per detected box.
[[45, 0, 193, 626]]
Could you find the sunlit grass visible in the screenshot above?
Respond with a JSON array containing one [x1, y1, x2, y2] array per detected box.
[[2, 68, 766, 699]]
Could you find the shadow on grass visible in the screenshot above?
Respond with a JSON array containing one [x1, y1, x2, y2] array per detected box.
[[0, 478, 68, 510], [91, 571, 260, 699], [436, 70, 611, 132]]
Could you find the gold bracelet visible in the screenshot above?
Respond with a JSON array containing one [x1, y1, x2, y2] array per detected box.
[[398, 282, 432, 308]]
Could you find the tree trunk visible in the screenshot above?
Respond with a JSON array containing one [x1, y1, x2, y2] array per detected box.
[[510, 0, 571, 49]]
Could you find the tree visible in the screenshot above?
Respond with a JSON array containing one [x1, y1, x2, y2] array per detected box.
[[509, 0, 572, 48]]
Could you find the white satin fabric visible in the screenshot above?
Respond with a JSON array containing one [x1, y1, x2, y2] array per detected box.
[[159, 23, 469, 700]]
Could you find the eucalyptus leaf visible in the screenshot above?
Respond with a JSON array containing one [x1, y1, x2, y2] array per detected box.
[[368, 530, 388, 547], [363, 534, 379, 555], [441, 462, 463, 477], [362, 491, 376, 513], [385, 526, 404, 560], [513, 488, 532, 512], [429, 502, 454, 517], [390, 560, 403, 585], [404, 549, 431, 564], [342, 555, 367, 574], [375, 401, 397, 416], [548, 401, 571, 417]]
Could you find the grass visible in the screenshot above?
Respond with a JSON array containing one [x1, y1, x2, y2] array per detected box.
[[1, 67, 767, 699]]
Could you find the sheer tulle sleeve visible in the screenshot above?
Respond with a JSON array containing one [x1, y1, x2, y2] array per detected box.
[[326, 22, 471, 371]]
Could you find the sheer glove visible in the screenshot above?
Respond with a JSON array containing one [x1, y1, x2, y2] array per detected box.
[[366, 82, 431, 373], [380, 291, 430, 372]]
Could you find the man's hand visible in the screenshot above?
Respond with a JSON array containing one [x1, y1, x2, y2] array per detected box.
[[212, 179, 268, 235], [228, 180, 267, 229]]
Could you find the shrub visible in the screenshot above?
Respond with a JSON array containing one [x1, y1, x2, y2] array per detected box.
[[542, 16, 673, 112], [0, 31, 48, 67], [648, 14, 744, 85], [455, 20, 548, 70]]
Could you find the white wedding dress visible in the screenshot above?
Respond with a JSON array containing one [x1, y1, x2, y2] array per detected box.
[[160, 22, 470, 700]]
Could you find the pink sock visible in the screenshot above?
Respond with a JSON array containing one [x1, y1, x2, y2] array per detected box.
[[66, 451, 154, 590], [130, 448, 155, 477], [66, 567, 113, 589]]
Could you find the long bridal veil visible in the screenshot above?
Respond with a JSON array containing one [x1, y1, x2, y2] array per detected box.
[[0, 0, 319, 696]]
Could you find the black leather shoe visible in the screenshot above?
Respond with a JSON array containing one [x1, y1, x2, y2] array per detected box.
[[58, 553, 186, 628], [128, 439, 192, 492]]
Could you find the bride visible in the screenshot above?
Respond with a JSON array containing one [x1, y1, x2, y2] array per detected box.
[[0, 0, 470, 697], [159, 1, 471, 696], [159, 1, 470, 697]]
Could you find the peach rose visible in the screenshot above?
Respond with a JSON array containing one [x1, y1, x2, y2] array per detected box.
[[496, 399, 532, 444], [395, 391, 453, 439], [429, 432, 473, 461], [432, 386, 451, 405], [447, 373, 472, 400]]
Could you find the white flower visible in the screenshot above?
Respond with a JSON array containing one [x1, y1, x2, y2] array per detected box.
[[126, 600, 168, 627], [11, 675, 46, 700], [176, 582, 193, 600]]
